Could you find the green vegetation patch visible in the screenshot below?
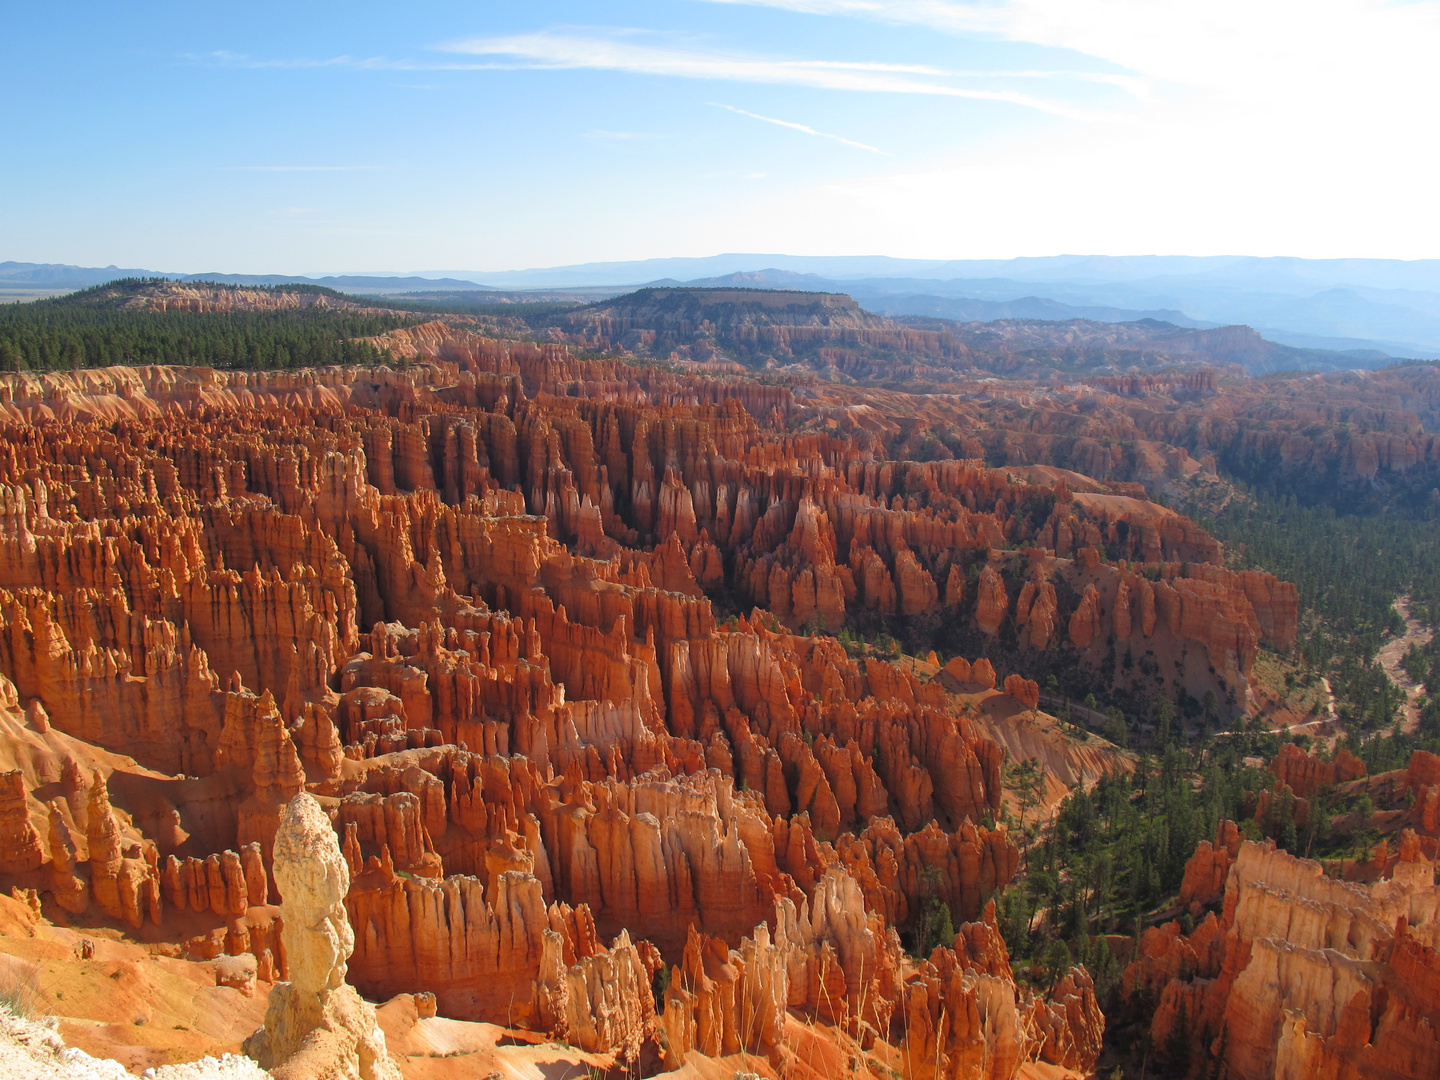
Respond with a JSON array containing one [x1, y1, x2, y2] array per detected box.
[[0, 278, 411, 372]]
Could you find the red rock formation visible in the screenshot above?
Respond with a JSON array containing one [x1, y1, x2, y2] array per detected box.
[[1270, 742, 1366, 797], [1001, 674, 1039, 711], [902, 903, 1104, 1080], [237, 691, 308, 862], [1029, 967, 1105, 1072], [161, 843, 268, 918], [0, 769, 43, 873], [894, 542, 939, 616], [974, 566, 1009, 636], [46, 800, 87, 914], [1178, 819, 1241, 912], [1068, 584, 1103, 650], [943, 656, 973, 684], [1127, 834, 1440, 1080], [833, 816, 1019, 930], [1404, 749, 1440, 835], [539, 927, 658, 1063], [85, 770, 160, 929], [944, 564, 965, 608], [1015, 576, 1058, 650], [345, 851, 578, 1027], [0, 349, 1304, 1071], [338, 791, 442, 878]]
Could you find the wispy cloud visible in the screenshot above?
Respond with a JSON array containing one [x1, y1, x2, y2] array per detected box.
[[436, 31, 1106, 119], [698, 0, 1440, 104], [189, 32, 1130, 118], [194, 44, 1138, 91], [713, 103, 885, 153], [698, 1, 1157, 94]]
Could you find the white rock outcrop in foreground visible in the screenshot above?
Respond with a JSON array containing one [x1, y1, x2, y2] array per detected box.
[[244, 794, 401, 1080], [0, 1004, 270, 1080]]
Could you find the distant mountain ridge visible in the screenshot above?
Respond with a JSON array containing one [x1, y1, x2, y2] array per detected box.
[[633, 266, 1438, 358], [495, 255, 1440, 356], [555, 286, 1386, 377], [0, 262, 493, 294], [651, 269, 1210, 328], [7, 253, 1440, 358]]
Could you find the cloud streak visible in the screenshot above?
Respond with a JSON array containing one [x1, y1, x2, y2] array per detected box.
[[712, 103, 885, 153], [191, 31, 1137, 117], [700, 0, 1440, 98], [437, 31, 1107, 119]]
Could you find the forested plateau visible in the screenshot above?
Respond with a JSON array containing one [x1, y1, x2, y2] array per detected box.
[[0, 279, 1437, 1080]]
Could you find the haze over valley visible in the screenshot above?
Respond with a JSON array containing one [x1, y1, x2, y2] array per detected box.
[[10, 254, 1440, 360]]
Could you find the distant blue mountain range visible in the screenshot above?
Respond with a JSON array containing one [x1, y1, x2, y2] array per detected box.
[[0, 262, 491, 294], [6, 254, 1440, 358]]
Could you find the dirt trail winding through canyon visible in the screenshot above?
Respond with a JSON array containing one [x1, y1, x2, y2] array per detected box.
[[1376, 596, 1434, 732]]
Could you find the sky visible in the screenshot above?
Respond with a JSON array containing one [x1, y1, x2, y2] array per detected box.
[[4, 0, 1440, 273]]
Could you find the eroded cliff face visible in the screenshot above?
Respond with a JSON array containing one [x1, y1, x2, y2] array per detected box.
[[0, 357, 1140, 1076], [1126, 825, 1440, 1080]]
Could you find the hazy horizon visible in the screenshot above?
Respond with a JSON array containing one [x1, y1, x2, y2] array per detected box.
[[15, 251, 1440, 357], [16, 251, 1440, 282]]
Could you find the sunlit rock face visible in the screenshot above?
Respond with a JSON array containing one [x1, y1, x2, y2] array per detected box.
[[1128, 823, 1440, 1080]]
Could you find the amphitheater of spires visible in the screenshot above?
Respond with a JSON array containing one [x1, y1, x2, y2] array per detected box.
[[0, 321, 1433, 1079]]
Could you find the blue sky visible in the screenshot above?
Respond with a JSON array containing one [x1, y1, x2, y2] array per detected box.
[[4, 1, 1440, 273]]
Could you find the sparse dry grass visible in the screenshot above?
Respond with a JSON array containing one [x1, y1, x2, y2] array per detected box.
[[0, 965, 41, 1021]]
